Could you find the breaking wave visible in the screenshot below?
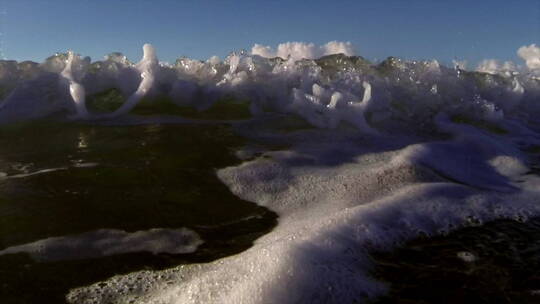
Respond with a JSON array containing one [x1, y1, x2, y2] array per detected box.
[[0, 41, 538, 133]]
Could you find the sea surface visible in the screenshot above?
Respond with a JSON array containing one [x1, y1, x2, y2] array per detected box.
[[1, 43, 540, 303]]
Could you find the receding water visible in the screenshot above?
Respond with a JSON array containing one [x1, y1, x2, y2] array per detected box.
[[0, 120, 277, 304]]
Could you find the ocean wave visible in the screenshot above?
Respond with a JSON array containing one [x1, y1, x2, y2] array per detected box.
[[2, 42, 540, 303], [0, 42, 538, 134]]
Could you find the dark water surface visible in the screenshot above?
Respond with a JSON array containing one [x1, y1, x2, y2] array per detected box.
[[371, 217, 540, 304], [0, 120, 277, 304]]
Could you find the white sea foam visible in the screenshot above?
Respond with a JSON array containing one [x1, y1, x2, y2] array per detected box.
[[0, 228, 202, 262], [476, 59, 517, 76], [252, 41, 355, 61], [61, 51, 89, 118], [0, 41, 539, 133], [106, 44, 158, 117], [518, 44, 540, 71], [67, 116, 540, 303], [7, 167, 67, 179]]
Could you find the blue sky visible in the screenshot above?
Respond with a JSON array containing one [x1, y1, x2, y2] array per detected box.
[[2, 0, 539, 66]]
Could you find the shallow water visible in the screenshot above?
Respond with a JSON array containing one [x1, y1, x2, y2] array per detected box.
[[0, 120, 276, 304], [371, 217, 540, 304]]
